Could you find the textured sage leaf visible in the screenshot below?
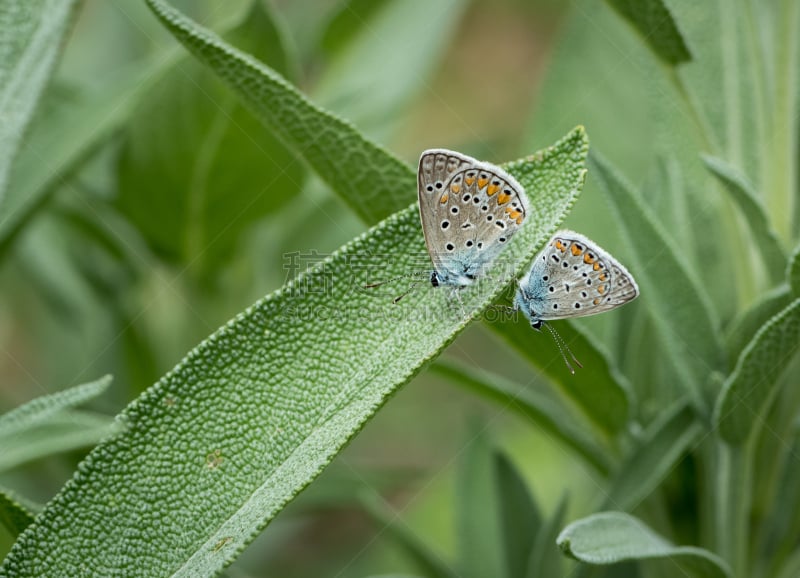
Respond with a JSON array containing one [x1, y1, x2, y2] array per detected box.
[[431, 361, 611, 474], [0, 411, 119, 472], [457, 428, 505, 578], [715, 298, 800, 444], [0, 129, 588, 577], [360, 492, 458, 578], [118, 1, 303, 274], [0, 0, 78, 204], [602, 400, 702, 511], [602, 0, 691, 65], [0, 61, 163, 254], [590, 152, 723, 408], [493, 451, 541, 578], [702, 155, 786, 282], [557, 512, 731, 578], [0, 375, 111, 439], [145, 0, 414, 225], [0, 487, 37, 537], [486, 316, 631, 436], [314, 0, 466, 141], [526, 493, 567, 578], [726, 284, 792, 361]]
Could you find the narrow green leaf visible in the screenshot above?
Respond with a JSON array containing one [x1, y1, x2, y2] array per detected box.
[[0, 375, 112, 438], [590, 152, 724, 408], [0, 61, 163, 254], [0, 0, 78, 203], [788, 244, 800, 295], [118, 2, 304, 274], [0, 129, 588, 577], [603, 400, 702, 511], [726, 284, 792, 361], [145, 0, 414, 224], [602, 0, 691, 65], [457, 428, 505, 578], [486, 316, 631, 436], [0, 487, 37, 537], [526, 494, 568, 578], [715, 298, 800, 444], [557, 512, 731, 578], [315, 0, 467, 140], [431, 361, 611, 474], [360, 492, 458, 578], [702, 155, 786, 282], [0, 411, 120, 472], [493, 451, 541, 578], [321, 0, 393, 55]]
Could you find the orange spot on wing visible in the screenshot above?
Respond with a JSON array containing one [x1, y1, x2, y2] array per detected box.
[[593, 298, 600, 305], [465, 176, 475, 186], [440, 193, 448, 204], [487, 183, 499, 196], [593, 262, 600, 271], [516, 214, 524, 224], [584, 253, 596, 264], [571, 244, 582, 256], [506, 209, 521, 221], [497, 192, 511, 204], [597, 285, 606, 294], [555, 240, 565, 251], [599, 273, 607, 281], [451, 183, 460, 193], [477, 178, 488, 189]]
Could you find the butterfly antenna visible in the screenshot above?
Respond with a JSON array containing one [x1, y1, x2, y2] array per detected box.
[[393, 280, 421, 304], [363, 272, 418, 289], [544, 323, 583, 374]]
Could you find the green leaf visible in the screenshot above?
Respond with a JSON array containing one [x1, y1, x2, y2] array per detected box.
[[0, 411, 119, 472], [145, 0, 414, 225], [0, 61, 163, 255], [0, 129, 588, 577], [590, 151, 723, 409], [321, 0, 393, 55], [602, 400, 702, 511], [0, 0, 78, 203], [0, 487, 37, 537], [788, 244, 800, 295], [493, 451, 541, 578], [456, 428, 505, 578], [431, 361, 611, 474], [702, 155, 786, 283], [557, 512, 731, 578], [314, 0, 467, 140], [360, 491, 458, 578], [118, 1, 304, 275], [714, 298, 800, 444], [0, 375, 112, 439], [602, 0, 691, 65], [726, 284, 792, 361], [486, 316, 631, 436], [526, 494, 568, 578]]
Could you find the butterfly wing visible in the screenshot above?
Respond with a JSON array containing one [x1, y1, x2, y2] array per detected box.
[[418, 149, 530, 285], [520, 230, 639, 321]]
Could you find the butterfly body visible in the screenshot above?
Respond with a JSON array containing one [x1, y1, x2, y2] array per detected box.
[[418, 149, 529, 288], [516, 230, 639, 328]]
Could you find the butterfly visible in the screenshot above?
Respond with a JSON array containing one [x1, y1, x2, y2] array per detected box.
[[515, 230, 639, 371], [417, 149, 530, 288], [367, 149, 530, 302]]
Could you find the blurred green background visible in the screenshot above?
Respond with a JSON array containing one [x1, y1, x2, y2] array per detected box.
[[1, 0, 791, 575]]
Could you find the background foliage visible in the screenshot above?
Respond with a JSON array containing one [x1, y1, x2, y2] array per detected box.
[[0, 0, 798, 576]]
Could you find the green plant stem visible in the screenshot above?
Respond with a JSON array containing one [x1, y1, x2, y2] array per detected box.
[[767, 0, 799, 243], [740, 0, 770, 190], [715, 440, 752, 578]]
